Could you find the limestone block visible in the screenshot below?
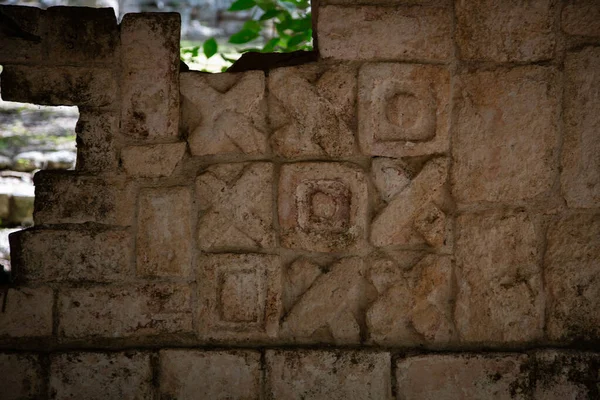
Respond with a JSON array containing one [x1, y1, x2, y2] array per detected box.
[[455, 211, 544, 343], [120, 13, 180, 139], [281, 257, 377, 345], [196, 162, 275, 250], [545, 214, 600, 341], [0, 5, 43, 64], [46, 6, 118, 64], [269, 64, 356, 158], [136, 187, 192, 277], [50, 352, 152, 400], [358, 63, 451, 157], [453, 66, 559, 203], [121, 142, 186, 178], [561, 47, 600, 208], [8, 194, 34, 225], [75, 108, 118, 173], [180, 71, 268, 156], [159, 350, 261, 400], [533, 350, 600, 399], [197, 253, 281, 342], [562, 0, 600, 37], [0, 353, 44, 400], [396, 354, 531, 399], [1, 66, 116, 107], [10, 227, 132, 282], [456, 0, 555, 62], [0, 286, 53, 337], [58, 283, 192, 338], [279, 162, 368, 252], [366, 254, 455, 346], [318, 6, 452, 61], [33, 171, 135, 226], [370, 157, 451, 249], [265, 350, 392, 400]]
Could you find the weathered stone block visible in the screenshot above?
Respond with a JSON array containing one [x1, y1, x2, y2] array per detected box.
[[121, 142, 185, 178], [455, 211, 544, 343], [266, 350, 392, 399], [358, 63, 450, 157], [370, 157, 451, 249], [120, 13, 180, 139], [137, 186, 192, 277], [269, 64, 356, 158], [50, 352, 152, 400], [533, 350, 600, 399], [181, 71, 268, 156], [46, 6, 118, 64], [196, 162, 275, 250], [366, 254, 455, 345], [562, 0, 600, 37], [0, 353, 44, 400], [0, 286, 53, 337], [10, 227, 132, 282], [58, 283, 192, 338], [0, 5, 43, 64], [396, 354, 531, 399], [562, 47, 600, 208], [1, 66, 116, 107], [33, 171, 135, 226], [318, 6, 452, 61], [453, 66, 559, 203], [160, 350, 261, 400], [279, 162, 368, 252], [197, 253, 281, 342], [456, 0, 555, 62], [75, 108, 118, 173], [546, 214, 600, 341]]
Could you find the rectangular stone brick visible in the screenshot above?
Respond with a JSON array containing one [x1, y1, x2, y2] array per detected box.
[[452, 66, 559, 203], [50, 352, 152, 400], [75, 108, 118, 173], [562, 47, 600, 208], [0, 286, 53, 337], [121, 142, 186, 178], [58, 283, 192, 338], [0, 353, 44, 400], [318, 6, 452, 61], [137, 187, 192, 277], [533, 350, 600, 399], [160, 350, 261, 400], [10, 227, 132, 283], [1, 65, 116, 107], [266, 350, 392, 399], [396, 354, 531, 399], [562, 0, 600, 37], [0, 5, 43, 64]]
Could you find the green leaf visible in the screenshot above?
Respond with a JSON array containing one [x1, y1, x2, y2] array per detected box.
[[259, 9, 281, 21], [228, 0, 256, 11], [240, 47, 261, 53], [229, 29, 260, 44], [242, 20, 262, 33], [261, 37, 280, 52], [287, 33, 306, 48], [203, 38, 218, 59], [255, 0, 276, 12], [221, 54, 238, 63], [289, 15, 311, 32]]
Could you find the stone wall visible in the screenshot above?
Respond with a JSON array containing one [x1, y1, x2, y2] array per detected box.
[[1, 1, 599, 399]]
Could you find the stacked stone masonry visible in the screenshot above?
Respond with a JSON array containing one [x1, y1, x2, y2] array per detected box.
[[0, 1, 599, 398]]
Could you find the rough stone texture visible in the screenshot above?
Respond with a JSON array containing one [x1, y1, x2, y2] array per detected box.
[[121, 142, 186, 178], [453, 66, 559, 203], [120, 13, 180, 139], [50, 352, 152, 400], [562, 0, 600, 37], [197, 253, 281, 342], [396, 354, 531, 399], [533, 350, 600, 399], [266, 350, 392, 400], [279, 162, 368, 252], [58, 284, 192, 338], [318, 6, 452, 61], [0, 5, 43, 64], [0, 65, 116, 107], [545, 214, 600, 342], [456, 0, 555, 62], [136, 187, 192, 277], [160, 350, 261, 400], [0, 286, 53, 337], [561, 47, 600, 208], [269, 64, 356, 158], [358, 63, 450, 157], [197, 162, 274, 250], [75, 108, 118, 173], [455, 211, 544, 343], [0, 353, 44, 400], [10, 227, 132, 282], [370, 157, 451, 250], [181, 71, 268, 156]]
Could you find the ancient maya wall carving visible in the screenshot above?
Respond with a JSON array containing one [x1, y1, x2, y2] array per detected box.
[[1, 2, 600, 399]]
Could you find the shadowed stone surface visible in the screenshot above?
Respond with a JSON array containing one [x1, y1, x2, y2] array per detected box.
[[0, 353, 44, 400], [0, 286, 53, 337]]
